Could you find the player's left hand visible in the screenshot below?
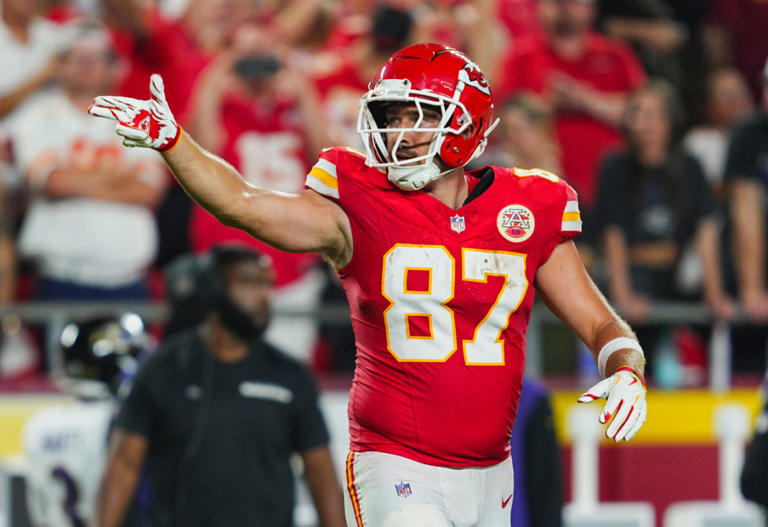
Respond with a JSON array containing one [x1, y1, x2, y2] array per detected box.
[[577, 366, 647, 442]]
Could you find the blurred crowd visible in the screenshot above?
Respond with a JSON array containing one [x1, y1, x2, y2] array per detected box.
[[1, 0, 767, 387]]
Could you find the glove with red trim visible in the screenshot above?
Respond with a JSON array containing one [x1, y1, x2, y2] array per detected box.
[[578, 366, 647, 442], [88, 74, 181, 152]]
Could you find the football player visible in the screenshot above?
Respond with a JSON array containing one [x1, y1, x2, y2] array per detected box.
[[22, 314, 147, 527], [89, 43, 647, 527]]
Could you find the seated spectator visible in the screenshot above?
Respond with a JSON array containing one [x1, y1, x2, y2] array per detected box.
[[684, 67, 755, 194], [8, 26, 166, 300], [186, 24, 328, 362], [595, 80, 734, 374], [497, 0, 646, 235]]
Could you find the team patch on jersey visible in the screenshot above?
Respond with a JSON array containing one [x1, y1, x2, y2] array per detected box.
[[450, 214, 465, 233], [497, 204, 535, 243]]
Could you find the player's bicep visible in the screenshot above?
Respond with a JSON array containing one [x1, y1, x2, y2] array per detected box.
[[535, 241, 616, 346], [233, 188, 352, 267]]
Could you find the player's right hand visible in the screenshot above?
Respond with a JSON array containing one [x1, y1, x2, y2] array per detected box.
[[88, 74, 181, 152]]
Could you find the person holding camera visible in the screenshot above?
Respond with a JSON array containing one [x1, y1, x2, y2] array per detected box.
[[185, 23, 329, 364], [94, 246, 345, 527]]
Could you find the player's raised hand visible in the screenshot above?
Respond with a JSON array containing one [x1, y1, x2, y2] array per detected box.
[[577, 367, 647, 442], [88, 74, 181, 152]]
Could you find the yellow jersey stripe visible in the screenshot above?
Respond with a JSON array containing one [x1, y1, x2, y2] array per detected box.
[[562, 211, 581, 222], [309, 166, 338, 190]]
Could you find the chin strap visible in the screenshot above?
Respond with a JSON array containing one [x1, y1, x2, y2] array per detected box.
[[387, 160, 447, 191]]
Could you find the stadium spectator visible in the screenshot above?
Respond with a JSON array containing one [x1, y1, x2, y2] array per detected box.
[[684, 67, 755, 193], [497, 0, 646, 215], [95, 246, 344, 527], [0, 0, 76, 120], [509, 378, 563, 527], [185, 23, 327, 362], [723, 57, 768, 376], [485, 94, 562, 180], [704, 0, 768, 103], [103, 0, 254, 121], [740, 370, 768, 507], [9, 26, 166, 300], [725, 58, 768, 323], [595, 80, 733, 375], [22, 313, 147, 527], [90, 43, 649, 525]]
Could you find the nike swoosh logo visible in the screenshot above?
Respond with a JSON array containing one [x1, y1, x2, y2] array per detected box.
[[502, 494, 513, 508]]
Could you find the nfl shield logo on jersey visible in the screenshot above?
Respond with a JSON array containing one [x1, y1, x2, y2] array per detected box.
[[497, 204, 535, 243], [395, 481, 412, 498], [450, 215, 466, 233]]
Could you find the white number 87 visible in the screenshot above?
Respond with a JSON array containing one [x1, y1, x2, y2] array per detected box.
[[382, 244, 528, 365]]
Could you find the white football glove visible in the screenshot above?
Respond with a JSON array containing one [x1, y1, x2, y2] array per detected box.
[[88, 74, 181, 152], [578, 367, 647, 442]]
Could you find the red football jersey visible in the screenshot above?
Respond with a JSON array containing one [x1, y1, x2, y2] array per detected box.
[[305, 147, 581, 467]]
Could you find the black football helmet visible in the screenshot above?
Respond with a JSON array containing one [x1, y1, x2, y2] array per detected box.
[[59, 313, 149, 399]]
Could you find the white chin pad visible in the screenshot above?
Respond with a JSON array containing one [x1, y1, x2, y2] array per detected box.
[[382, 503, 451, 527], [387, 161, 443, 191]]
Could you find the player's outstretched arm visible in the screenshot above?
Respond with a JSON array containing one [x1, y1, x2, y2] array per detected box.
[[535, 241, 647, 441], [88, 75, 352, 268]]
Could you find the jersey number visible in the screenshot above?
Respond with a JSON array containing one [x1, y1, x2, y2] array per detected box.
[[382, 245, 528, 365], [51, 466, 85, 527]]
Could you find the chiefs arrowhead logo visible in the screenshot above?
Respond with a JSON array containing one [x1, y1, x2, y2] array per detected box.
[[459, 62, 490, 95]]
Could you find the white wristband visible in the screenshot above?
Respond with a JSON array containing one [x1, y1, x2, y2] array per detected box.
[[597, 337, 644, 377]]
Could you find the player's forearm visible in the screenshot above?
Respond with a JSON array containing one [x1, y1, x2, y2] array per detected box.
[[303, 446, 346, 527], [592, 319, 645, 377], [161, 131, 262, 225]]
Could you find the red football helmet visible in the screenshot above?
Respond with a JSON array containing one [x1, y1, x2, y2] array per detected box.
[[357, 43, 499, 190]]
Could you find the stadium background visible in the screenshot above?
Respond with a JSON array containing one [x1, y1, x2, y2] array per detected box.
[[1, 0, 768, 526]]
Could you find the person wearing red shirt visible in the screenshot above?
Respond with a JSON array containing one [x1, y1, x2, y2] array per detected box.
[[185, 25, 329, 362], [498, 0, 646, 212], [89, 43, 648, 527]]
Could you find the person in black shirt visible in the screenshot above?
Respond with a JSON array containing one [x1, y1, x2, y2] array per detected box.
[[724, 58, 768, 375], [595, 79, 733, 374], [94, 246, 345, 527], [726, 60, 768, 322]]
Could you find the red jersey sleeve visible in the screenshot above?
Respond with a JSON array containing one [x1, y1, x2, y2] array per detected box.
[[559, 178, 582, 242], [304, 147, 344, 201], [304, 145, 369, 201]]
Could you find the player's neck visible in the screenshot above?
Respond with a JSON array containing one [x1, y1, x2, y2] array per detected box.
[[423, 167, 468, 210]]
